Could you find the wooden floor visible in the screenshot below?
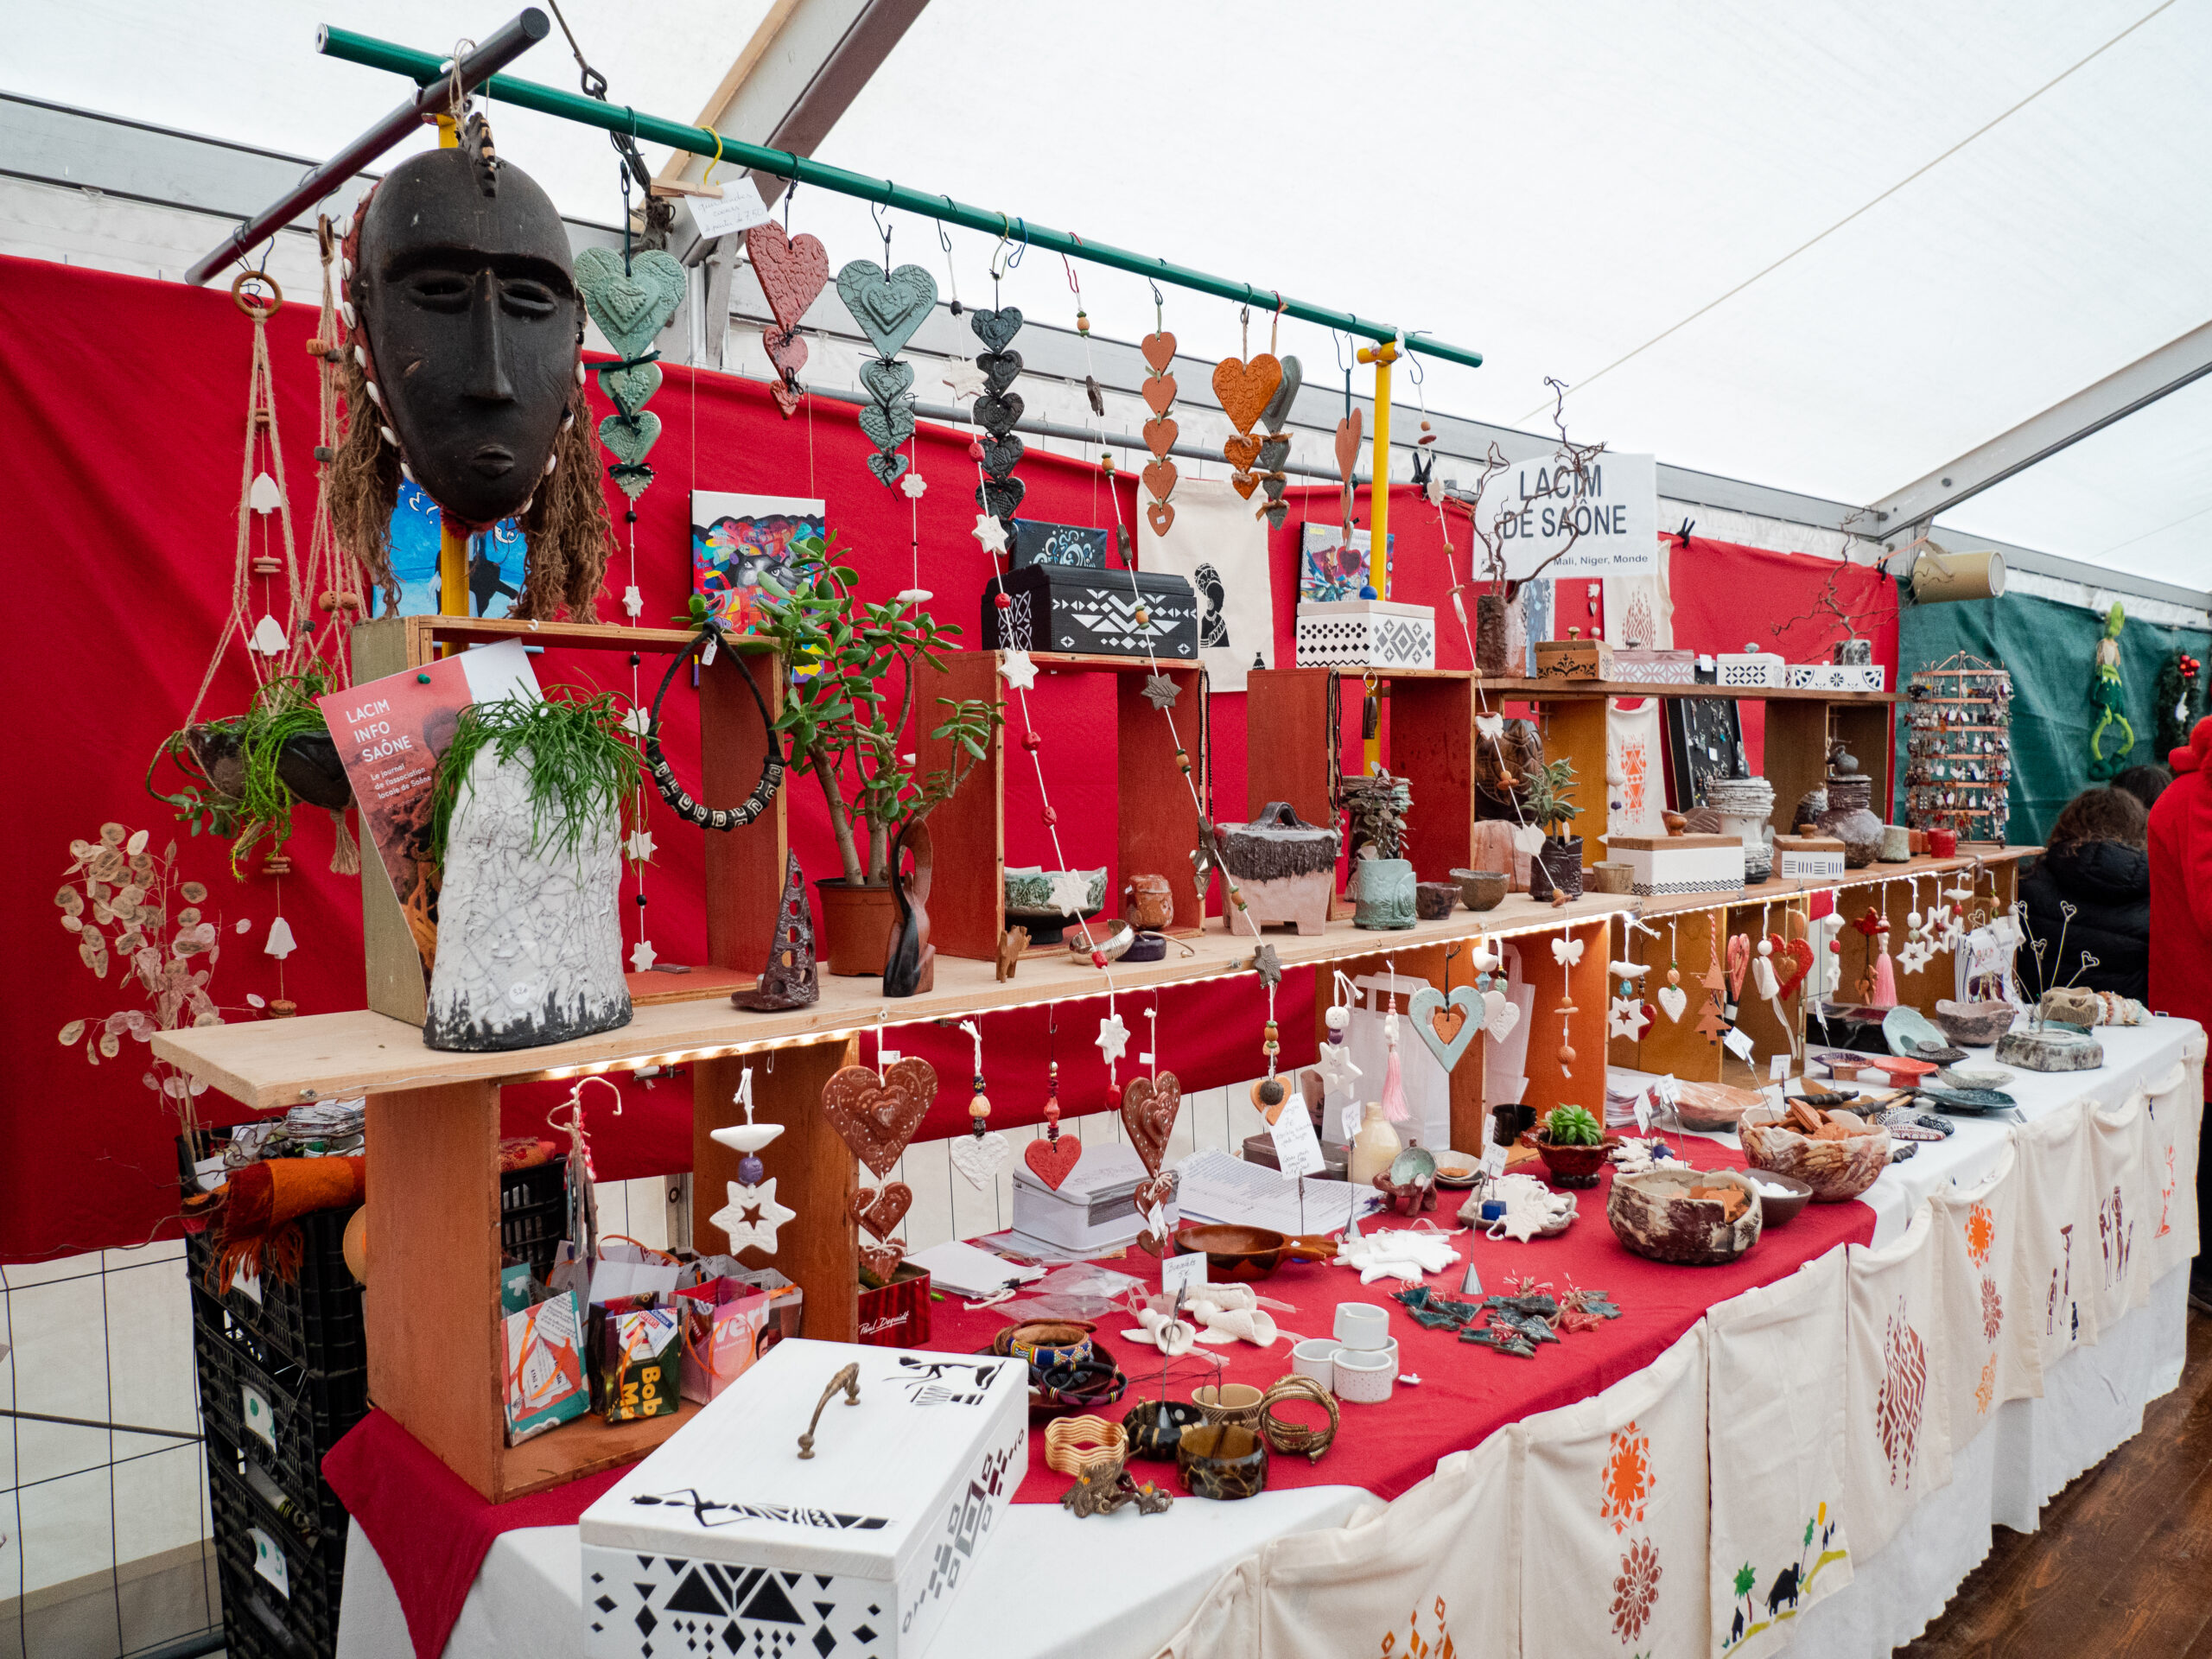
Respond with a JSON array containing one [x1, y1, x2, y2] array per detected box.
[[1901, 1307, 2212, 1656]]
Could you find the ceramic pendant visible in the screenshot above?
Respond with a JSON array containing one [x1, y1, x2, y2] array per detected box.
[[950, 1130, 1009, 1188], [1408, 984, 1482, 1071], [848, 1182, 913, 1242], [1212, 346, 1281, 493], [1333, 408, 1363, 484], [1608, 994, 1650, 1041], [1119, 1072, 1182, 1176], [1725, 933, 1751, 1000], [1770, 934, 1814, 1001], [710, 1176, 796, 1255], [1025, 1132, 1084, 1191], [1482, 988, 1521, 1043], [1656, 981, 1689, 1022], [859, 1241, 907, 1282], [575, 247, 686, 358], [1138, 334, 1179, 533], [820, 1058, 938, 1179], [745, 220, 830, 337], [834, 259, 938, 358]]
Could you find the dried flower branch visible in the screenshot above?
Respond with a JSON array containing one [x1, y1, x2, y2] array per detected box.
[[1454, 378, 1607, 598]]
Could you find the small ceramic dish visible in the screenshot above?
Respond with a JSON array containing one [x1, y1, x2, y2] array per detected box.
[[1332, 1347, 1396, 1403], [1912, 1085, 2017, 1115], [1178, 1421, 1271, 1499], [1192, 1382, 1267, 1430], [1883, 1006, 1949, 1058], [1429, 1149, 1484, 1188], [1938, 1065, 2015, 1091], [1745, 1170, 1814, 1228], [1933, 998, 2017, 1047]]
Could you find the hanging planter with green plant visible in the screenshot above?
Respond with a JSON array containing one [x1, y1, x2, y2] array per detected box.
[[149, 663, 354, 876], [423, 688, 645, 1052]]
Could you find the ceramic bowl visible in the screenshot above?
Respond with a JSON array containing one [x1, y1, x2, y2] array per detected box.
[[1451, 868, 1510, 912], [1177, 1421, 1271, 1499], [1933, 999, 2016, 1047], [1739, 1109, 1891, 1202], [1415, 880, 1459, 920], [1332, 1346, 1397, 1403], [1333, 1303, 1391, 1351], [1192, 1382, 1267, 1430], [1526, 1132, 1613, 1189], [1669, 1080, 1766, 1133], [1938, 1065, 2016, 1091], [1745, 1170, 1814, 1228], [1429, 1150, 1484, 1187], [1607, 1166, 1764, 1265], [1002, 866, 1107, 920], [1290, 1337, 1340, 1386], [1120, 1398, 1203, 1460]]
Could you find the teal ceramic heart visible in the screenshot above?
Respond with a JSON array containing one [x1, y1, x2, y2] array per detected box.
[[834, 260, 938, 359], [865, 449, 911, 487], [575, 248, 687, 360], [598, 410, 661, 467], [1408, 984, 1483, 1072], [969, 306, 1023, 353], [597, 359, 663, 416], [859, 356, 914, 406], [857, 399, 915, 452]]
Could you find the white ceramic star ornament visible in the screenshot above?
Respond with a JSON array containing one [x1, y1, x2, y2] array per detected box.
[[624, 829, 657, 864], [1046, 867, 1092, 917], [1096, 1012, 1131, 1066], [942, 360, 989, 401], [709, 1176, 795, 1253], [1313, 1039, 1363, 1096], [622, 584, 644, 620], [971, 512, 1009, 556], [629, 938, 658, 972], [1000, 648, 1039, 690], [1608, 995, 1649, 1040]]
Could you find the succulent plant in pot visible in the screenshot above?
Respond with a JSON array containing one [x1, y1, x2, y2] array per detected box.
[[745, 538, 1002, 975], [148, 663, 354, 877], [1339, 768, 1416, 930], [1521, 757, 1583, 900], [1531, 1103, 1610, 1188]]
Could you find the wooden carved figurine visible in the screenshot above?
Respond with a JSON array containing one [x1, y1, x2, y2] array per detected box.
[[995, 926, 1030, 982], [882, 821, 935, 998]]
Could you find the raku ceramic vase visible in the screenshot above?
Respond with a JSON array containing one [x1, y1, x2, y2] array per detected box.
[[1815, 775, 1885, 868], [424, 747, 631, 1052], [1351, 856, 1416, 929], [1474, 594, 1514, 676], [1526, 835, 1585, 900]]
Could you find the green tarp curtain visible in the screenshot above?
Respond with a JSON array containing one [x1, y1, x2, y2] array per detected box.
[[1897, 590, 2211, 847]]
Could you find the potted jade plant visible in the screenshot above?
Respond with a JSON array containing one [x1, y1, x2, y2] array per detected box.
[[149, 664, 353, 876], [1340, 769, 1414, 930], [747, 539, 1001, 976], [1522, 757, 1583, 900], [1529, 1103, 1609, 1188], [423, 688, 642, 1052]]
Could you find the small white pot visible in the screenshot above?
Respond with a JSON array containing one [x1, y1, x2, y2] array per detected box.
[[1333, 1346, 1396, 1404]]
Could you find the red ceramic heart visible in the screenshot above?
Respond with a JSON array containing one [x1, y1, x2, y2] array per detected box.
[[859, 1241, 906, 1282], [1141, 374, 1178, 416], [1025, 1133, 1084, 1191], [848, 1181, 912, 1242], [1211, 353, 1282, 435], [820, 1058, 938, 1179], [764, 327, 809, 380], [1140, 331, 1178, 375], [769, 378, 802, 417], [1726, 932, 1751, 1000], [1770, 933, 1815, 1001], [1142, 416, 1179, 459], [1142, 458, 1179, 504], [746, 221, 830, 337], [1119, 1073, 1181, 1177]]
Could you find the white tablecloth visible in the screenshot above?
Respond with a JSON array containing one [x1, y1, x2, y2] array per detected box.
[[334, 1018, 2201, 1659]]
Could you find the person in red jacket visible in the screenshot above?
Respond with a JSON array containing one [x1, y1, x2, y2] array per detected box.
[[2148, 716, 2212, 1305]]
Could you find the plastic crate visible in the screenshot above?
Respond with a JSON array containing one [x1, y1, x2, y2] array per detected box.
[[202, 1422, 350, 1578], [500, 1160, 569, 1279], [194, 1315, 368, 1501], [210, 1462, 341, 1659]]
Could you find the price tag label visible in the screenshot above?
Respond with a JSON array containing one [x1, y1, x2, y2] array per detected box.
[[1633, 1090, 1652, 1135], [688, 187, 772, 240], [1654, 1075, 1681, 1110], [1723, 1027, 1757, 1063], [1270, 1105, 1325, 1179], [1160, 1251, 1207, 1295], [1770, 1052, 1794, 1082], [1480, 1141, 1510, 1179], [1341, 1101, 1365, 1143]]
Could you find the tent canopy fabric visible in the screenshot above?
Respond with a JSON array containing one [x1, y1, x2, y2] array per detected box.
[[5, 0, 2207, 588]]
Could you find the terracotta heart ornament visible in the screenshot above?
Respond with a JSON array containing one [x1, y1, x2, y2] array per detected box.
[[848, 1182, 912, 1242], [1143, 416, 1178, 460], [1119, 1072, 1182, 1178], [1726, 932, 1751, 1001], [1211, 353, 1283, 436], [1141, 459, 1179, 503], [1025, 1132, 1084, 1192], [1141, 375, 1179, 417], [1770, 933, 1815, 1001], [1146, 499, 1175, 537], [859, 1241, 907, 1283], [745, 220, 830, 337], [1224, 434, 1262, 472], [1334, 409, 1363, 484], [1140, 331, 1178, 374], [820, 1058, 938, 1179]]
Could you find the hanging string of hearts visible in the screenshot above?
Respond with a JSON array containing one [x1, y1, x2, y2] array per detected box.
[[1213, 304, 1283, 506], [834, 205, 936, 487], [1139, 290, 1180, 536], [967, 227, 1027, 539], [746, 207, 829, 419]]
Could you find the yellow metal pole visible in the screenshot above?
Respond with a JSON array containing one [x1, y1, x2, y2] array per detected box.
[[1355, 341, 1398, 771], [431, 112, 472, 625]]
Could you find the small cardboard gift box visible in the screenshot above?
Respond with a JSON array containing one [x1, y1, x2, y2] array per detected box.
[[580, 1338, 1028, 1659], [1611, 648, 1698, 685], [1533, 636, 1614, 681], [1294, 599, 1437, 670], [982, 565, 1198, 661], [1607, 834, 1745, 898], [678, 1274, 805, 1403], [856, 1262, 933, 1348], [1775, 835, 1847, 880]]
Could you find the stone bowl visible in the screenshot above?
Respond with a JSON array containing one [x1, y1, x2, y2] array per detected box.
[[1933, 998, 2015, 1047], [1740, 1109, 1890, 1202], [1451, 868, 1509, 912], [1607, 1166, 1764, 1265]]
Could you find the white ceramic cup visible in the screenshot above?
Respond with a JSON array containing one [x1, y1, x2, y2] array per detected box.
[[1333, 1346, 1396, 1404], [1334, 1303, 1390, 1351], [1290, 1337, 1339, 1386]]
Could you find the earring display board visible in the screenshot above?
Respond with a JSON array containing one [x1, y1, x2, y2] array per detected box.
[[1904, 652, 2013, 845], [1662, 696, 1748, 812]]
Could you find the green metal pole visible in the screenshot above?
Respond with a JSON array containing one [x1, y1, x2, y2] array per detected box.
[[318, 27, 1484, 372]]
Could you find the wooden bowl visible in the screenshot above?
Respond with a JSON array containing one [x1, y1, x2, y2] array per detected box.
[[1745, 1170, 1814, 1228], [1739, 1109, 1890, 1202], [1606, 1166, 1764, 1265]]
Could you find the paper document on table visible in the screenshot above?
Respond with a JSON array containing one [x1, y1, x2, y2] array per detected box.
[[907, 1240, 1046, 1300], [1174, 1149, 1378, 1233]]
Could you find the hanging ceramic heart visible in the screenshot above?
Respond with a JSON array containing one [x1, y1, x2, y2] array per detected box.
[[969, 306, 1023, 353], [597, 410, 661, 467], [1223, 434, 1263, 473], [598, 359, 663, 416], [1656, 983, 1689, 1022], [976, 350, 1023, 395], [973, 391, 1023, 436], [950, 1131, 1010, 1188], [1770, 934, 1815, 1001], [859, 1242, 907, 1282], [746, 220, 830, 336], [1409, 984, 1482, 1072], [1725, 934, 1751, 1000], [1025, 1133, 1084, 1192], [575, 247, 687, 359], [1142, 459, 1179, 502], [1262, 475, 1288, 507], [858, 356, 914, 405], [771, 378, 803, 418], [1133, 1170, 1177, 1221], [1141, 376, 1178, 416], [1256, 436, 1291, 472], [1260, 355, 1301, 429], [975, 476, 1025, 518], [1333, 408, 1364, 481], [1230, 473, 1259, 501], [847, 1182, 913, 1242], [1147, 500, 1175, 537], [834, 260, 938, 359], [1143, 416, 1179, 459], [981, 435, 1026, 478], [865, 449, 911, 487], [857, 399, 916, 452], [764, 328, 809, 382], [1263, 501, 1287, 529], [1119, 1072, 1182, 1176], [1483, 988, 1522, 1043], [820, 1058, 938, 1179], [1140, 332, 1178, 374], [1211, 353, 1282, 435]]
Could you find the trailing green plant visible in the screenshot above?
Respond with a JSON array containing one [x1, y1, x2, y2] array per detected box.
[[1543, 1103, 1603, 1147], [1339, 768, 1413, 862], [1522, 758, 1580, 837], [739, 536, 1002, 887], [149, 662, 341, 876], [429, 688, 644, 864]]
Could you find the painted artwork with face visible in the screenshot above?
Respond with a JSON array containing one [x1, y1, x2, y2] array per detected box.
[[331, 119, 612, 621]]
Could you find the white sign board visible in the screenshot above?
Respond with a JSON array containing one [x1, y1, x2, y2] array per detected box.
[[1467, 453, 1659, 581]]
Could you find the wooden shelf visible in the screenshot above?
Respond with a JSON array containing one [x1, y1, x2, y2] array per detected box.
[[382, 613, 774, 657], [1469, 676, 1902, 703]]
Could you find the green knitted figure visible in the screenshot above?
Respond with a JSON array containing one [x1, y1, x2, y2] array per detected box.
[[2088, 601, 2135, 780]]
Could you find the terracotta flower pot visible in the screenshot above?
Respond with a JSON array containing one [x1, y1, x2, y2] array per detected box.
[[1527, 835, 1584, 900], [815, 879, 898, 976]]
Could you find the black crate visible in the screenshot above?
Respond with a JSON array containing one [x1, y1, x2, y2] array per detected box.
[[210, 1462, 341, 1659], [194, 1315, 368, 1502], [202, 1423, 350, 1579], [500, 1160, 569, 1280]]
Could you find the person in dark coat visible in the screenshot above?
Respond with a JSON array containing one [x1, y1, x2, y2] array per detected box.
[[2112, 763, 2171, 813], [2019, 785, 2150, 1001]]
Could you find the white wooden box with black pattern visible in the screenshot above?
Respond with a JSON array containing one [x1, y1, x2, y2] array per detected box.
[[580, 1338, 1027, 1659], [981, 566, 1198, 660], [1294, 599, 1437, 670], [1606, 833, 1746, 899]]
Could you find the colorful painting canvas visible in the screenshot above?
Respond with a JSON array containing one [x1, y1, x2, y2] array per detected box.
[[692, 492, 826, 633], [1300, 524, 1395, 602], [369, 480, 528, 618]]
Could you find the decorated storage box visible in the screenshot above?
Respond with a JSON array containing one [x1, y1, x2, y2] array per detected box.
[[1611, 647, 1697, 686], [1533, 635, 1614, 681], [1294, 599, 1437, 670], [1009, 1141, 1167, 1254], [1713, 648, 1786, 690], [857, 1262, 932, 1348], [1774, 834, 1847, 880], [580, 1338, 1027, 1659], [1606, 833, 1745, 899], [982, 566, 1198, 660], [1784, 663, 1886, 692]]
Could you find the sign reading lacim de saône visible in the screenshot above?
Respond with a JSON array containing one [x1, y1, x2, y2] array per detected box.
[[1475, 452, 1659, 581]]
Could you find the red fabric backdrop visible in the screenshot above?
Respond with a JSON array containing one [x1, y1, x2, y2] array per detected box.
[[0, 255, 1897, 1261]]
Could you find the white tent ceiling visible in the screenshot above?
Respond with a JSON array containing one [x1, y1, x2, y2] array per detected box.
[[11, 0, 2208, 589]]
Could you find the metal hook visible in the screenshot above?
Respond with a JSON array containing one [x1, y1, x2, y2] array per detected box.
[[1007, 217, 1028, 267], [937, 219, 954, 254], [870, 196, 893, 263]]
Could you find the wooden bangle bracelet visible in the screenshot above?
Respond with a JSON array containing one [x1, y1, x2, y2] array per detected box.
[[1045, 1414, 1128, 1479], [1259, 1374, 1341, 1463]]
